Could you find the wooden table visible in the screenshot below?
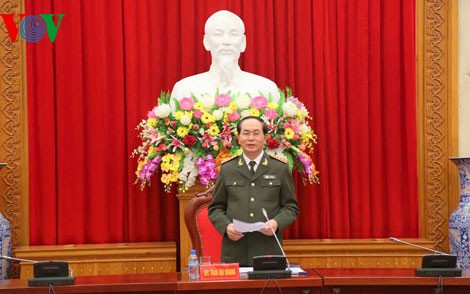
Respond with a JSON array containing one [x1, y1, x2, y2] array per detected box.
[[0, 271, 323, 293], [315, 268, 470, 294], [0, 268, 468, 293]]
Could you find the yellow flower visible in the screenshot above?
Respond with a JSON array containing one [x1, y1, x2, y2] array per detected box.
[[249, 108, 260, 116], [284, 128, 294, 140], [177, 126, 189, 137], [267, 102, 278, 109], [201, 112, 215, 123], [136, 160, 145, 176], [148, 145, 154, 155], [168, 171, 179, 182], [160, 153, 182, 173], [194, 102, 204, 110], [174, 111, 184, 120], [228, 102, 238, 111], [184, 111, 193, 119], [209, 125, 220, 136], [161, 173, 171, 184], [146, 118, 157, 127]]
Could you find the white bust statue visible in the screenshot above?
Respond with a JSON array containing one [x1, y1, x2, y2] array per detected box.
[[171, 10, 280, 101]]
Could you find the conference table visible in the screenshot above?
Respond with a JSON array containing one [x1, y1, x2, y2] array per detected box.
[[0, 268, 468, 293]]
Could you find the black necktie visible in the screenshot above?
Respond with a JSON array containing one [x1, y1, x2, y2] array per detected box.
[[249, 161, 256, 176]]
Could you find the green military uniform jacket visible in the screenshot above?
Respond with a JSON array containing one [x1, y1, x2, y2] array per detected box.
[[208, 152, 299, 266]]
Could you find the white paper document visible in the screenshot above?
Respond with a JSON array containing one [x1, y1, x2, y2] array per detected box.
[[233, 219, 265, 233]]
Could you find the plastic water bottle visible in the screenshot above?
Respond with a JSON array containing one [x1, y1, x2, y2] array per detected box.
[[188, 249, 199, 281]]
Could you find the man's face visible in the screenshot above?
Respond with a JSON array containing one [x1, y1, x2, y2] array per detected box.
[[204, 18, 246, 64], [237, 118, 266, 159]]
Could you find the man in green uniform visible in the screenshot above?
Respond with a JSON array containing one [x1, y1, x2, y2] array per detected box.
[[208, 116, 299, 266]]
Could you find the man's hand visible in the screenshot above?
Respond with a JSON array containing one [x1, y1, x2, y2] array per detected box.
[[226, 223, 244, 241], [259, 219, 278, 236]]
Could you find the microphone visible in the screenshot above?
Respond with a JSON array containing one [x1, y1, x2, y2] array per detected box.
[[389, 237, 450, 255], [389, 237, 462, 277], [1, 255, 75, 286], [1, 255, 38, 263], [262, 208, 290, 270]]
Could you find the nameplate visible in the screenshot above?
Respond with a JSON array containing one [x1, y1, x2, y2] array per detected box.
[[199, 263, 240, 281]]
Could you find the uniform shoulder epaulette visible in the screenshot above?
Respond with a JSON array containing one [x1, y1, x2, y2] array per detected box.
[[221, 155, 238, 164], [269, 154, 288, 164]]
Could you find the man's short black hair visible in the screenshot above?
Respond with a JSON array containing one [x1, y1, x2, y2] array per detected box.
[[237, 116, 268, 134]]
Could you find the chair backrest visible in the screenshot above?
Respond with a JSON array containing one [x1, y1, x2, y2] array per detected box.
[[184, 188, 222, 263]]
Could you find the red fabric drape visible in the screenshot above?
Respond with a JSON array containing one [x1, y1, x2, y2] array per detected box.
[[26, 0, 417, 245]]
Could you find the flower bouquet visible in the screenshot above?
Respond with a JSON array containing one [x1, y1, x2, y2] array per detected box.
[[133, 89, 319, 192]]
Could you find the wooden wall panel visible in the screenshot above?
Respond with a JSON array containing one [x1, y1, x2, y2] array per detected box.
[[0, 0, 459, 277], [14, 242, 177, 279], [0, 0, 29, 254]]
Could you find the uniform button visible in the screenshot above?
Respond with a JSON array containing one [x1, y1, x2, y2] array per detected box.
[[251, 198, 255, 202], [269, 182, 272, 186], [250, 213, 254, 217], [233, 182, 237, 185], [251, 182, 255, 187]]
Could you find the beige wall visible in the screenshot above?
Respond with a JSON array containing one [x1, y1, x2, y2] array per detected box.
[[459, 0, 470, 156]]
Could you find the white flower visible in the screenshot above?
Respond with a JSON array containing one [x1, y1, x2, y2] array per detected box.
[[299, 124, 310, 133], [180, 114, 192, 125], [213, 109, 224, 121], [240, 109, 251, 118], [282, 101, 298, 117], [235, 93, 251, 109], [154, 104, 171, 118], [199, 93, 215, 110], [300, 106, 309, 117], [179, 150, 199, 188]]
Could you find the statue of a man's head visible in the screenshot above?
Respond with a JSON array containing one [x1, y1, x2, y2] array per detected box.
[[203, 10, 247, 65]]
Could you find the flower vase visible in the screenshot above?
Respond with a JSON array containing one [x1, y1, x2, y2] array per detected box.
[[0, 212, 11, 279], [449, 157, 470, 268]]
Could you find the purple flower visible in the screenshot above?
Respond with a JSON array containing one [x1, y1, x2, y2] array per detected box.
[[140, 159, 159, 181], [195, 155, 218, 185], [298, 152, 313, 175]]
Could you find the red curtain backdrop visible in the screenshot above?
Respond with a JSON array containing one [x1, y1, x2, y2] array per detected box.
[[26, 0, 418, 245]]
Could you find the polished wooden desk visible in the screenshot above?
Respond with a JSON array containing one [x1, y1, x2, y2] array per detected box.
[[0, 271, 323, 294], [315, 268, 470, 294], [0, 269, 468, 294]]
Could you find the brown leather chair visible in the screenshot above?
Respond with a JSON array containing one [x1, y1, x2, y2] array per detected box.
[[184, 186, 222, 263]]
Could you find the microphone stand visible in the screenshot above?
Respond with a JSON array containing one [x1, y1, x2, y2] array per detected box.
[[1, 255, 38, 263], [262, 208, 291, 270], [389, 237, 450, 255], [389, 237, 462, 277]]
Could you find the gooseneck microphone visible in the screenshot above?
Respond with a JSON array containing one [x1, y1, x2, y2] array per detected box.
[[1, 255, 38, 263], [389, 237, 462, 277], [262, 208, 290, 270], [389, 237, 451, 255]]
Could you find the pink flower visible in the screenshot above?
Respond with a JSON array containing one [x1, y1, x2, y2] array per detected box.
[[251, 96, 268, 109], [215, 94, 231, 107], [179, 97, 194, 110], [193, 109, 202, 119], [266, 109, 278, 120], [227, 111, 240, 122], [147, 110, 156, 118]]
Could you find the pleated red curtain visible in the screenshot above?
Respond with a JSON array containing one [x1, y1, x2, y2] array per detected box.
[[26, 0, 417, 245]]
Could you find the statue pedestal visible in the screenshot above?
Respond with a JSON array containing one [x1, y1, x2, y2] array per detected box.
[[176, 184, 208, 271]]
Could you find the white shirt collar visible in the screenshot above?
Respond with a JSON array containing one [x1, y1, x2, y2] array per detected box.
[[242, 152, 264, 171]]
